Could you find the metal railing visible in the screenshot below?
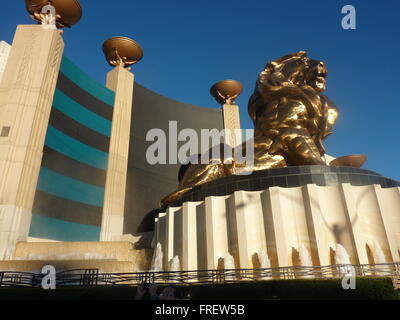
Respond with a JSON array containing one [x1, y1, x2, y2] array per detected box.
[[0, 262, 399, 288]]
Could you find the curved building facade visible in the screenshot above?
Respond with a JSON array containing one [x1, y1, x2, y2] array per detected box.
[[26, 56, 223, 241], [125, 84, 223, 234], [30, 56, 115, 241]]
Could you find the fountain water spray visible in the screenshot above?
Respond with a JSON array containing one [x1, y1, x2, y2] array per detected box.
[[150, 242, 163, 272], [258, 248, 272, 280], [168, 256, 181, 283], [224, 253, 236, 281], [335, 244, 354, 276], [299, 243, 314, 279], [299, 243, 313, 266], [169, 256, 181, 272], [372, 240, 386, 264], [335, 244, 350, 264], [372, 240, 388, 276], [259, 248, 271, 269]]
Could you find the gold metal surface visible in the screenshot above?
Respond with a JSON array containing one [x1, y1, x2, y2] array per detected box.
[[210, 80, 243, 105], [25, 0, 82, 29], [102, 37, 143, 69], [161, 51, 340, 208], [247, 51, 338, 169], [330, 155, 367, 168]]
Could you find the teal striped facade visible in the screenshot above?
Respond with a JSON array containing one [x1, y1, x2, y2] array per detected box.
[[29, 56, 115, 241]]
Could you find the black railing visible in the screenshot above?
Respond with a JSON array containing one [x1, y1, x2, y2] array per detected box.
[[0, 262, 399, 288]]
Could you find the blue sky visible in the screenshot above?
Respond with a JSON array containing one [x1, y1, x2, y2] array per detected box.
[[1, 0, 399, 180]]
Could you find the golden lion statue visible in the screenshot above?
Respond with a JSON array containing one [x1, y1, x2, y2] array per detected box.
[[161, 51, 338, 208]]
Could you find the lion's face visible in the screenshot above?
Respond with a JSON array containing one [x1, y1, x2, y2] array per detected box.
[[279, 56, 328, 92], [249, 52, 331, 123], [304, 59, 328, 92], [260, 52, 328, 93]]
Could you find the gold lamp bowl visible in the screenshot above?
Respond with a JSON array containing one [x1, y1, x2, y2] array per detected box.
[[102, 37, 143, 68], [210, 79, 243, 105], [329, 154, 367, 168], [25, 0, 82, 28]]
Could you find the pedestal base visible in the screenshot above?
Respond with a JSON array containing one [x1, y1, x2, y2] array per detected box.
[[154, 166, 400, 271]]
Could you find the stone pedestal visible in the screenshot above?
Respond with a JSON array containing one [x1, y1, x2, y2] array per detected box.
[[100, 66, 134, 241], [155, 166, 400, 271], [0, 25, 64, 260]]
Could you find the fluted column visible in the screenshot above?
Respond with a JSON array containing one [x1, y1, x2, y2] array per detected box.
[[303, 184, 327, 266], [165, 207, 180, 269], [100, 66, 134, 241], [276, 187, 312, 266], [261, 188, 288, 267], [172, 207, 183, 267], [181, 202, 200, 271], [372, 185, 400, 262], [340, 184, 369, 264], [230, 191, 266, 268], [0, 25, 64, 260], [204, 196, 229, 269]]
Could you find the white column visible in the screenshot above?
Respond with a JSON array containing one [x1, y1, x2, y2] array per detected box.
[[261, 188, 288, 267], [182, 202, 200, 271], [0, 25, 64, 260], [100, 66, 134, 241], [173, 207, 183, 265], [303, 184, 328, 266], [340, 184, 368, 264], [165, 207, 180, 270], [275, 187, 311, 266], [195, 201, 207, 270], [204, 196, 229, 269], [373, 185, 400, 262], [230, 191, 266, 268]]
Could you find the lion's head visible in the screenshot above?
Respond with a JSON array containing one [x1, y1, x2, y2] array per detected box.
[[249, 51, 328, 122], [260, 51, 327, 91]]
